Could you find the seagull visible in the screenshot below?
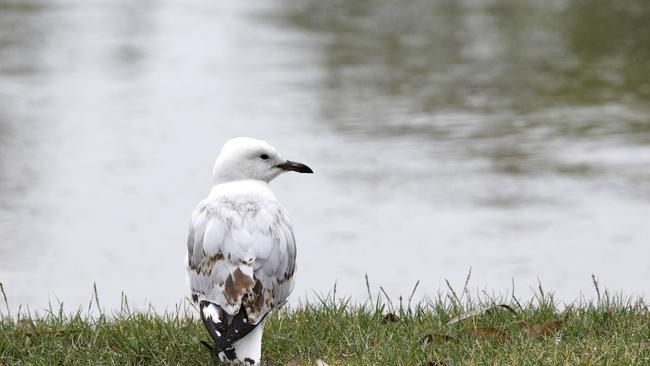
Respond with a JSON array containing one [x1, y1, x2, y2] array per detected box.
[[185, 137, 313, 365]]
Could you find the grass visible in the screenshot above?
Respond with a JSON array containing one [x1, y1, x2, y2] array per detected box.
[[0, 278, 648, 365]]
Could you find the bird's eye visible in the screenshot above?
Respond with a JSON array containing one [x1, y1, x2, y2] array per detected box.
[[260, 154, 269, 160]]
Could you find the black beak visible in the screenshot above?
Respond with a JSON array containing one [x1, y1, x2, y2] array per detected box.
[[275, 160, 313, 174]]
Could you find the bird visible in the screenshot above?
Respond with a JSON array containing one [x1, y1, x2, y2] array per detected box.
[[185, 137, 313, 365]]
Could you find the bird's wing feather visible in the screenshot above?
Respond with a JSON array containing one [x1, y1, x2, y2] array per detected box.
[[186, 197, 296, 324]]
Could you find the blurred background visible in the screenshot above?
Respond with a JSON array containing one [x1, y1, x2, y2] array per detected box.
[[0, 0, 649, 313]]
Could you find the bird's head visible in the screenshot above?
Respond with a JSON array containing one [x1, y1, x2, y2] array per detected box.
[[212, 137, 313, 184]]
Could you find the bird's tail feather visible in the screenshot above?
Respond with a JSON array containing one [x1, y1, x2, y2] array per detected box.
[[199, 301, 265, 364]]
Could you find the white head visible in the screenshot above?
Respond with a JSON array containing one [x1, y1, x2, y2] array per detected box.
[[212, 137, 313, 184]]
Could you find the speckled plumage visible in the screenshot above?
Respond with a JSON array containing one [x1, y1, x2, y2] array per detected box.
[[186, 180, 297, 323]]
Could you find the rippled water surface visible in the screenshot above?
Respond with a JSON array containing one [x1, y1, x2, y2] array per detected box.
[[0, 0, 649, 312]]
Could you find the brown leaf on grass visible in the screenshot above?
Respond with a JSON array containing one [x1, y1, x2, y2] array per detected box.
[[447, 304, 517, 325], [420, 334, 434, 345], [424, 362, 448, 366], [23, 330, 65, 338], [436, 334, 456, 342], [16, 319, 33, 328], [420, 334, 455, 345], [473, 327, 511, 341], [285, 358, 301, 366], [521, 320, 564, 338], [15, 319, 36, 337], [438, 334, 455, 342], [382, 313, 399, 323]]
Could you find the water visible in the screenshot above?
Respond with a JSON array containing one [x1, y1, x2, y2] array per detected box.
[[0, 0, 648, 313]]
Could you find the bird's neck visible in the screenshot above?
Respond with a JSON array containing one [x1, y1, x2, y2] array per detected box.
[[212, 172, 273, 186], [209, 179, 276, 200]]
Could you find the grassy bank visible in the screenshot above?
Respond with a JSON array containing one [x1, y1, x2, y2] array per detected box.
[[0, 284, 648, 365]]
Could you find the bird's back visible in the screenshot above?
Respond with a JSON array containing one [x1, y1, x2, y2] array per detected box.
[[186, 179, 297, 324]]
